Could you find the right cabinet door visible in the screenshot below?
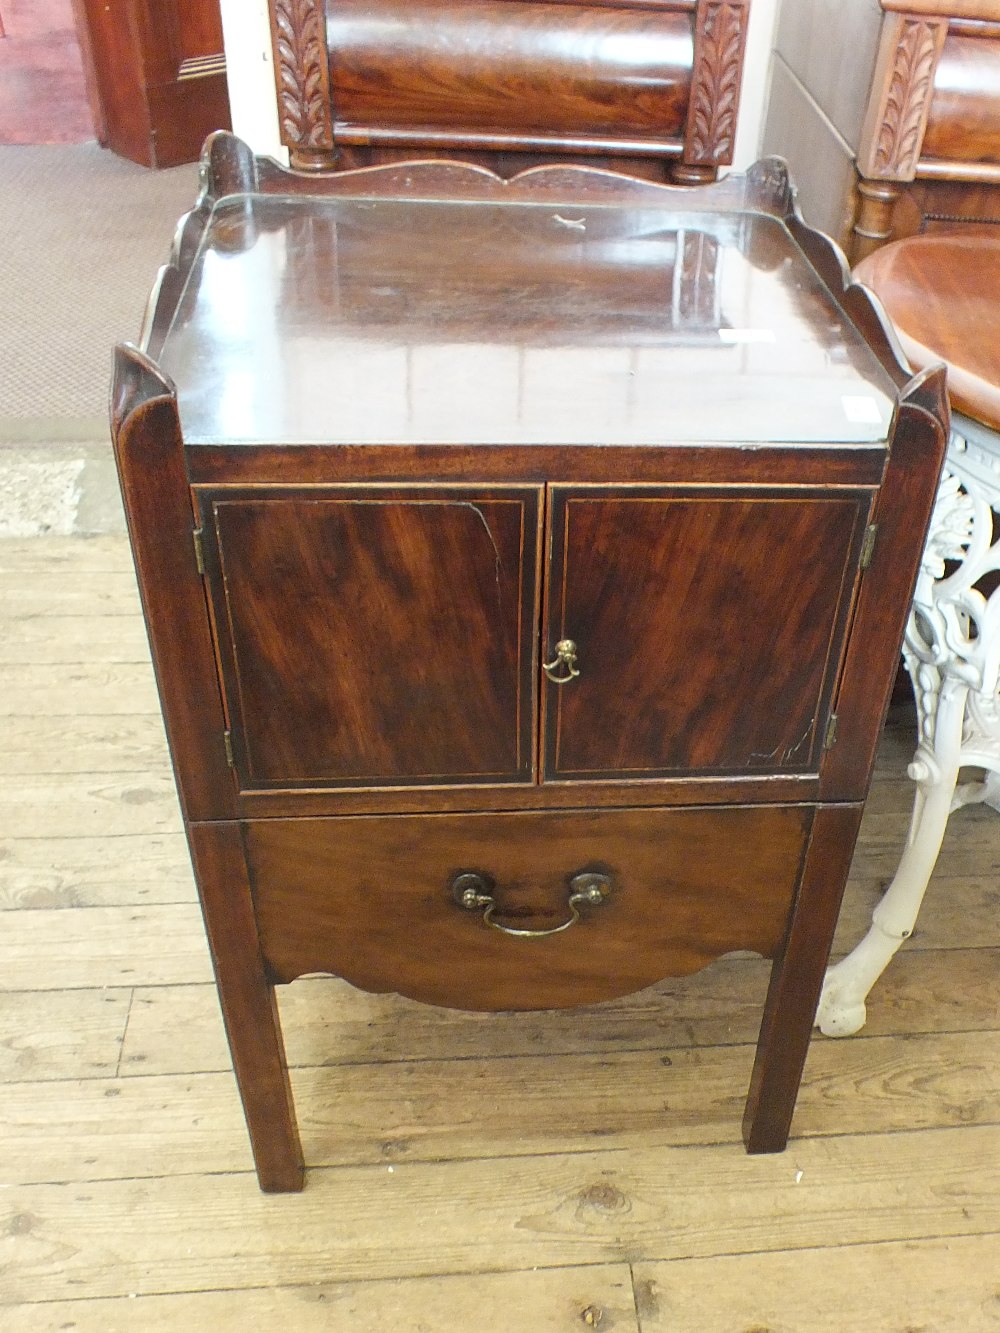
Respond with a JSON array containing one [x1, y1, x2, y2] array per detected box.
[[542, 486, 874, 780]]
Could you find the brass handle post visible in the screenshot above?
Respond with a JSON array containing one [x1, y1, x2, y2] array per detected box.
[[451, 871, 611, 937], [543, 638, 580, 684]]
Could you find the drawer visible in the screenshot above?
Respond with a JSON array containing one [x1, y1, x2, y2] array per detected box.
[[244, 805, 813, 1010]]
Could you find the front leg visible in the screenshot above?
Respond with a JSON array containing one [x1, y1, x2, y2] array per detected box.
[[189, 822, 305, 1191], [744, 806, 862, 1152]]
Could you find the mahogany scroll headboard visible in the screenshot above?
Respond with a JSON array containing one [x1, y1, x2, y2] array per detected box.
[[267, 0, 752, 181]]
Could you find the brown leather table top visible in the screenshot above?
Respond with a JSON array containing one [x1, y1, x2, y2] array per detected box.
[[855, 229, 1000, 432]]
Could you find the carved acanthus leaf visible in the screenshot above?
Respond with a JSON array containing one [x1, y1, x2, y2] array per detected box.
[[272, 0, 333, 150], [873, 19, 942, 176], [686, 1, 748, 165]]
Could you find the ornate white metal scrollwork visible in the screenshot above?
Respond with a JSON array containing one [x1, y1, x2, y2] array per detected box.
[[817, 416, 1000, 1037]]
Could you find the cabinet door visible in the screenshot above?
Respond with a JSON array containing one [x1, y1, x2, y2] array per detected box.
[[542, 486, 873, 779], [198, 486, 541, 788]]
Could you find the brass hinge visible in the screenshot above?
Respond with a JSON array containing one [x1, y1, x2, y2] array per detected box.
[[223, 730, 234, 768], [859, 523, 879, 572], [193, 528, 205, 575], [824, 714, 839, 750]]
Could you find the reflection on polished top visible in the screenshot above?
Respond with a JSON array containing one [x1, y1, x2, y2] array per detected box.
[[157, 194, 898, 447]]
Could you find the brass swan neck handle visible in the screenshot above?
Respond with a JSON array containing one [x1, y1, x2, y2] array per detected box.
[[451, 870, 611, 937]]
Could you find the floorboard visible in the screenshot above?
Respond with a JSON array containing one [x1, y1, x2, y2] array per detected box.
[[2, 534, 998, 1328], [5, 1126, 1000, 1302], [634, 1235, 1000, 1330], [0, 833, 192, 910], [0, 1265, 641, 1333], [5, 1029, 1000, 1186]]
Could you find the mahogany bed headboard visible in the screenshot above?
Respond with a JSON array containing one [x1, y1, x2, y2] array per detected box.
[[267, 0, 753, 181]]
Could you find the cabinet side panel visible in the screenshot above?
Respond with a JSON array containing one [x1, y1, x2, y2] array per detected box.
[[820, 390, 948, 800], [111, 357, 235, 821]]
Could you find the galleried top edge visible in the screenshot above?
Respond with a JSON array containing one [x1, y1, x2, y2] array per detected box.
[[126, 133, 939, 450]]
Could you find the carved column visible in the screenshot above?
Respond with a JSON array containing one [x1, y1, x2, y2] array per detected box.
[[268, 0, 338, 171], [852, 11, 948, 261], [674, 0, 751, 185]]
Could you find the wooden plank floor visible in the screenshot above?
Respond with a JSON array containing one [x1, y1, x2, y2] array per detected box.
[[1, 535, 999, 1331]]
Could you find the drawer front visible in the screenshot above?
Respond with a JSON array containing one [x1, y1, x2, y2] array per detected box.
[[244, 804, 812, 1010]]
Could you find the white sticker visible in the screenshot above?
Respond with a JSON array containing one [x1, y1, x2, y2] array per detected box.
[[842, 395, 883, 424], [719, 328, 777, 343]]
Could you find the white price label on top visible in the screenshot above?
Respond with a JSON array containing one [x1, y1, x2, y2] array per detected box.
[[841, 395, 883, 424], [718, 328, 777, 344]]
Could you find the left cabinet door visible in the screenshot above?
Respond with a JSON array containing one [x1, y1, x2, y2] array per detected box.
[[196, 486, 543, 789]]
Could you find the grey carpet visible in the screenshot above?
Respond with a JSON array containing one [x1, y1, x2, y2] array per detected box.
[[0, 142, 198, 434]]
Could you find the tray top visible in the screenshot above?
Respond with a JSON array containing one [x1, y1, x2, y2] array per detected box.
[[156, 192, 898, 447]]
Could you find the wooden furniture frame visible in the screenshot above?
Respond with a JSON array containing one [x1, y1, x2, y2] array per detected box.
[[267, 0, 752, 180], [852, 0, 1000, 260], [112, 132, 948, 1191], [76, 0, 231, 167]]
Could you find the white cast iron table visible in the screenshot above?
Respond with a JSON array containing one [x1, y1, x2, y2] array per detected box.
[[818, 412, 1000, 1036]]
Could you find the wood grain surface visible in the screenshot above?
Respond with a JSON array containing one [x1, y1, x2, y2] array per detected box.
[[76, 0, 230, 166], [855, 230, 1000, 431], [329, 0, 693, 140], [3, 1265, 640, 1332], [8, 1028, 1000, 1184], [5, 1127, 1000, 1302], [245, 805, 809, 1006], [272, 0, 754, 178], [923, 31, 1000, 164], [201, 487, 541, 787], [544, 488, 869, 778]]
